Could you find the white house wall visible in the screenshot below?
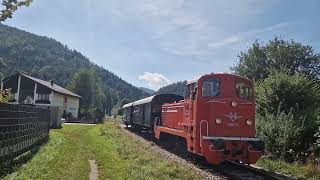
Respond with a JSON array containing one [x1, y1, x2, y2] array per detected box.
[[51, 92, 79, 118], [67, 96, 79, 118], [51, 92, 64, 107]]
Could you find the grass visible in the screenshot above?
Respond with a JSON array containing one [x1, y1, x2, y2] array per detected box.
[[2, 120, 203, 180], [257, 157, 320, 180]]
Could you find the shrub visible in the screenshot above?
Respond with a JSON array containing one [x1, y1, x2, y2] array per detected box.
[[0, 89, 13, 103], [256, 71, 320, 162], [256, 71, 319, 123], [257, 110, 304, 162]]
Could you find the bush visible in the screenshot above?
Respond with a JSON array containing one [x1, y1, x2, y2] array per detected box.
[[256, 71, 320, 162], [256, 72, 319, 122], [62, 112, 73, 118], [0, 89, 13, 103], [257, 110, 304, 162]]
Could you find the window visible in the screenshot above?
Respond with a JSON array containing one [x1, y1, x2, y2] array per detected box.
[[37, 94, 49, 101], [134, 105, 141, 113], [64, 96, 68, 103], [202, 78, 221, 97], [236, 81, 253, 100]]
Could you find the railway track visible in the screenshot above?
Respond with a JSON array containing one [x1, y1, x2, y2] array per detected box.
[[218, 161, 294, 180], [115, 120, 294, 180]]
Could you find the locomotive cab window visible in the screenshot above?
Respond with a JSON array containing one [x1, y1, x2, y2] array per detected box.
[[236, 81, 253, 100], [202, 78, 221, 97]]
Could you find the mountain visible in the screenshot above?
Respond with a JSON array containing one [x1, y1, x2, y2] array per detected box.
[[139, 87, 156, 95], [157, 81, 187, 97], [0, 23, 148, 109]]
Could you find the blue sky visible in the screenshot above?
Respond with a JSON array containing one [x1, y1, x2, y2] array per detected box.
[[4, 0, 320, 90]]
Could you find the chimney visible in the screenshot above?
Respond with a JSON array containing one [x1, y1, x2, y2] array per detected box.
[[50, 80, 54, 86]]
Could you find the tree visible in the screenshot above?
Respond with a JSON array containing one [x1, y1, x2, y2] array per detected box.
[[232, 37, 320, 81], [1, 0, 32, 21], [157, 81, 187, 97], [67, 69, 106, 110]]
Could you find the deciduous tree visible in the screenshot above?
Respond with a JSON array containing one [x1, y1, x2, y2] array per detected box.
[[0, 0, 32, 21], [232, 37, 320, 81]]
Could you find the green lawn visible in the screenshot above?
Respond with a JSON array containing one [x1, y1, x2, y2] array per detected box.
[[2, 121, 203, 180], [257, 157, 320, 180]]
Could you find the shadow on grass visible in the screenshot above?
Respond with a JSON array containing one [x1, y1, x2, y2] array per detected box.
[[0, 137, 49, 178]]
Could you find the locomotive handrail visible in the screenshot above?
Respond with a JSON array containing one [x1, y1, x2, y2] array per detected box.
[[199, 120, 208, 148], [154, 117, 160, 127]]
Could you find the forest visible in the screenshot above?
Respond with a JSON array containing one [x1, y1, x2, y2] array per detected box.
[[0, 23, 149, 116]]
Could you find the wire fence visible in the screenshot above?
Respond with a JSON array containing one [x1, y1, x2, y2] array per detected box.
[[0, 104, 50, 162]]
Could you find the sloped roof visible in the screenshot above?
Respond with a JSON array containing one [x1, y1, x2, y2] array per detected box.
[[122, 102, 134, 108], [20, 74, 80, 98]]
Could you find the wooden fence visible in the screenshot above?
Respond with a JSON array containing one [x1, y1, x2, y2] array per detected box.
[[0, 104, 50, 162]]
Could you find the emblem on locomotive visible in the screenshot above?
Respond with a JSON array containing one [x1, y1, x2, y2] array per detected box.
[[224, 112, 243, 121]]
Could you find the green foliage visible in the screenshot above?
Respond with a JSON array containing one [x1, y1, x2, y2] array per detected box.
[[157, 81, 187, 97], [256, 72, 320, 124], [256, 72, 320, 162], [0, 24, 148, 109], [0, 89, 12, 103], [0, 0, 32, 22], [67, 69, 103, 109], [257, 111, 304, 161], [232, 37, 320, 81], [139, 87, 155, 95], [313, 114, 320, 151], [110, 98, 129, 116], [257, 157, 320, 179]]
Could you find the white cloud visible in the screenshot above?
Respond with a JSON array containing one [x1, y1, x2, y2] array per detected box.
[[207, 22, 291, 49], [86, 1, 291, 58], [139, 72, 170, 90], [208, 36, 242, 49]]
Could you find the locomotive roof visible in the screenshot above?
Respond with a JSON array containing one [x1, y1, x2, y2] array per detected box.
[[186, 76, 201, 85], [186, 73, 251, 85]]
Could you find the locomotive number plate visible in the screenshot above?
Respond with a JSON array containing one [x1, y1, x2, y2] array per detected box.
[[227, 122, 240, 127]]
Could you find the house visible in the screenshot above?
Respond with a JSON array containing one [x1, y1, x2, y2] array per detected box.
[[1, 73, 80, 118]]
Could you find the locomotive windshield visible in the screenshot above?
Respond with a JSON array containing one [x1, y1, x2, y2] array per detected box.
[[236, 81, 253, 100], [202, 78, 221, 97]]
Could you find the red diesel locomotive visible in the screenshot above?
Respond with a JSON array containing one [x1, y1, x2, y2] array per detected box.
[[123, 73, 264, 164]]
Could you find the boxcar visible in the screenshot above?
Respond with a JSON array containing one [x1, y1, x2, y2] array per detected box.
[[123, 94, 183, 128]]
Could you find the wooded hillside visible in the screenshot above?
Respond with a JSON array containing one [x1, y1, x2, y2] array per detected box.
[[157, 81, 187, 97], [0, 23, 148, 111]]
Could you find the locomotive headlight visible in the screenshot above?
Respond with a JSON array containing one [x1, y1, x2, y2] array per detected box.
[[246, 119, 253, 126], [215, 118, 222, 124], [231, 101, 238, 108]]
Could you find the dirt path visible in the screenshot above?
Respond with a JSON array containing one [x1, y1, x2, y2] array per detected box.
[[89, 160, 99, 180]]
